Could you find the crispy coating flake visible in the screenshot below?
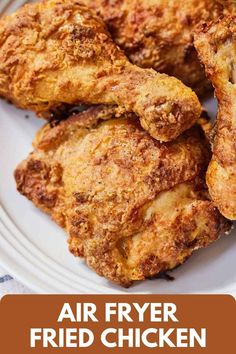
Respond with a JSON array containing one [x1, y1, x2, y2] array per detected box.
[[0, 0, 201, 142], [14, 106, 231, 287], [195, 16, 236, 219], [82, 0, 235, 95]]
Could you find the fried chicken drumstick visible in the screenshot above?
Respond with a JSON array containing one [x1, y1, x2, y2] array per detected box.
[[82, 0, 235, 95], [195, 16, 236, 220], [0, 0, 201, 142], [14, 106, 230, 287]]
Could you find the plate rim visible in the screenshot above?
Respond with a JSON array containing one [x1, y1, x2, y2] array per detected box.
[[1, 204, 236, 295], [0, 0, 235, 296]]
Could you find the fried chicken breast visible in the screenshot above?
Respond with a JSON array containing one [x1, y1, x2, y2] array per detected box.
[[14, 106, 231, 287], [82, 0, 235, 95], [0, 0, 201, 142], [195, 16, 236, 220]]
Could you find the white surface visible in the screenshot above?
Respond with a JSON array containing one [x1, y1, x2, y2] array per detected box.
[[0, 0, 235, 295], [0, 0, 31, 15], [0, 265, 33, 297], [0, 97, 236, 295]]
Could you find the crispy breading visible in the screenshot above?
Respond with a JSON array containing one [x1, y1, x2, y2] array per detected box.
[[14, 106, 231, 287], [82, 0, 235, 95], [0, 0, 201, 142], [195, 16, 236, 220]]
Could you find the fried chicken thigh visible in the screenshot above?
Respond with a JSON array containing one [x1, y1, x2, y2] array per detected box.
[[82, 0, 234, 95], [0, 0, 201, 142], [14, 106, 230, 287], [195, 16, 236, 220]]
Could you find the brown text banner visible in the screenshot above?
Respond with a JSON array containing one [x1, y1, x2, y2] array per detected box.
[[0, 295, 235, 353]]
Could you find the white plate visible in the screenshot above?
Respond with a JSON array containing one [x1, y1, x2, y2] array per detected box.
[[0, 0, 235, 295], [1, 97, 236, 295]]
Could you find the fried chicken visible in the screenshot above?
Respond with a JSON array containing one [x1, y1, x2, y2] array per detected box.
[[82, 0, 235, 95], [195, 16, 236, 220], [0, 0, 201, 142], [14, 106, 231, 287]]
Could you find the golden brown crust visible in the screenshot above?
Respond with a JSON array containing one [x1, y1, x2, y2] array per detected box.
[[195, 16, 236, 219], [14, 106, 231, 287], [0, 0, 201, 142], [83, 182, 230, 286], [82, 0, 235, 95]]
